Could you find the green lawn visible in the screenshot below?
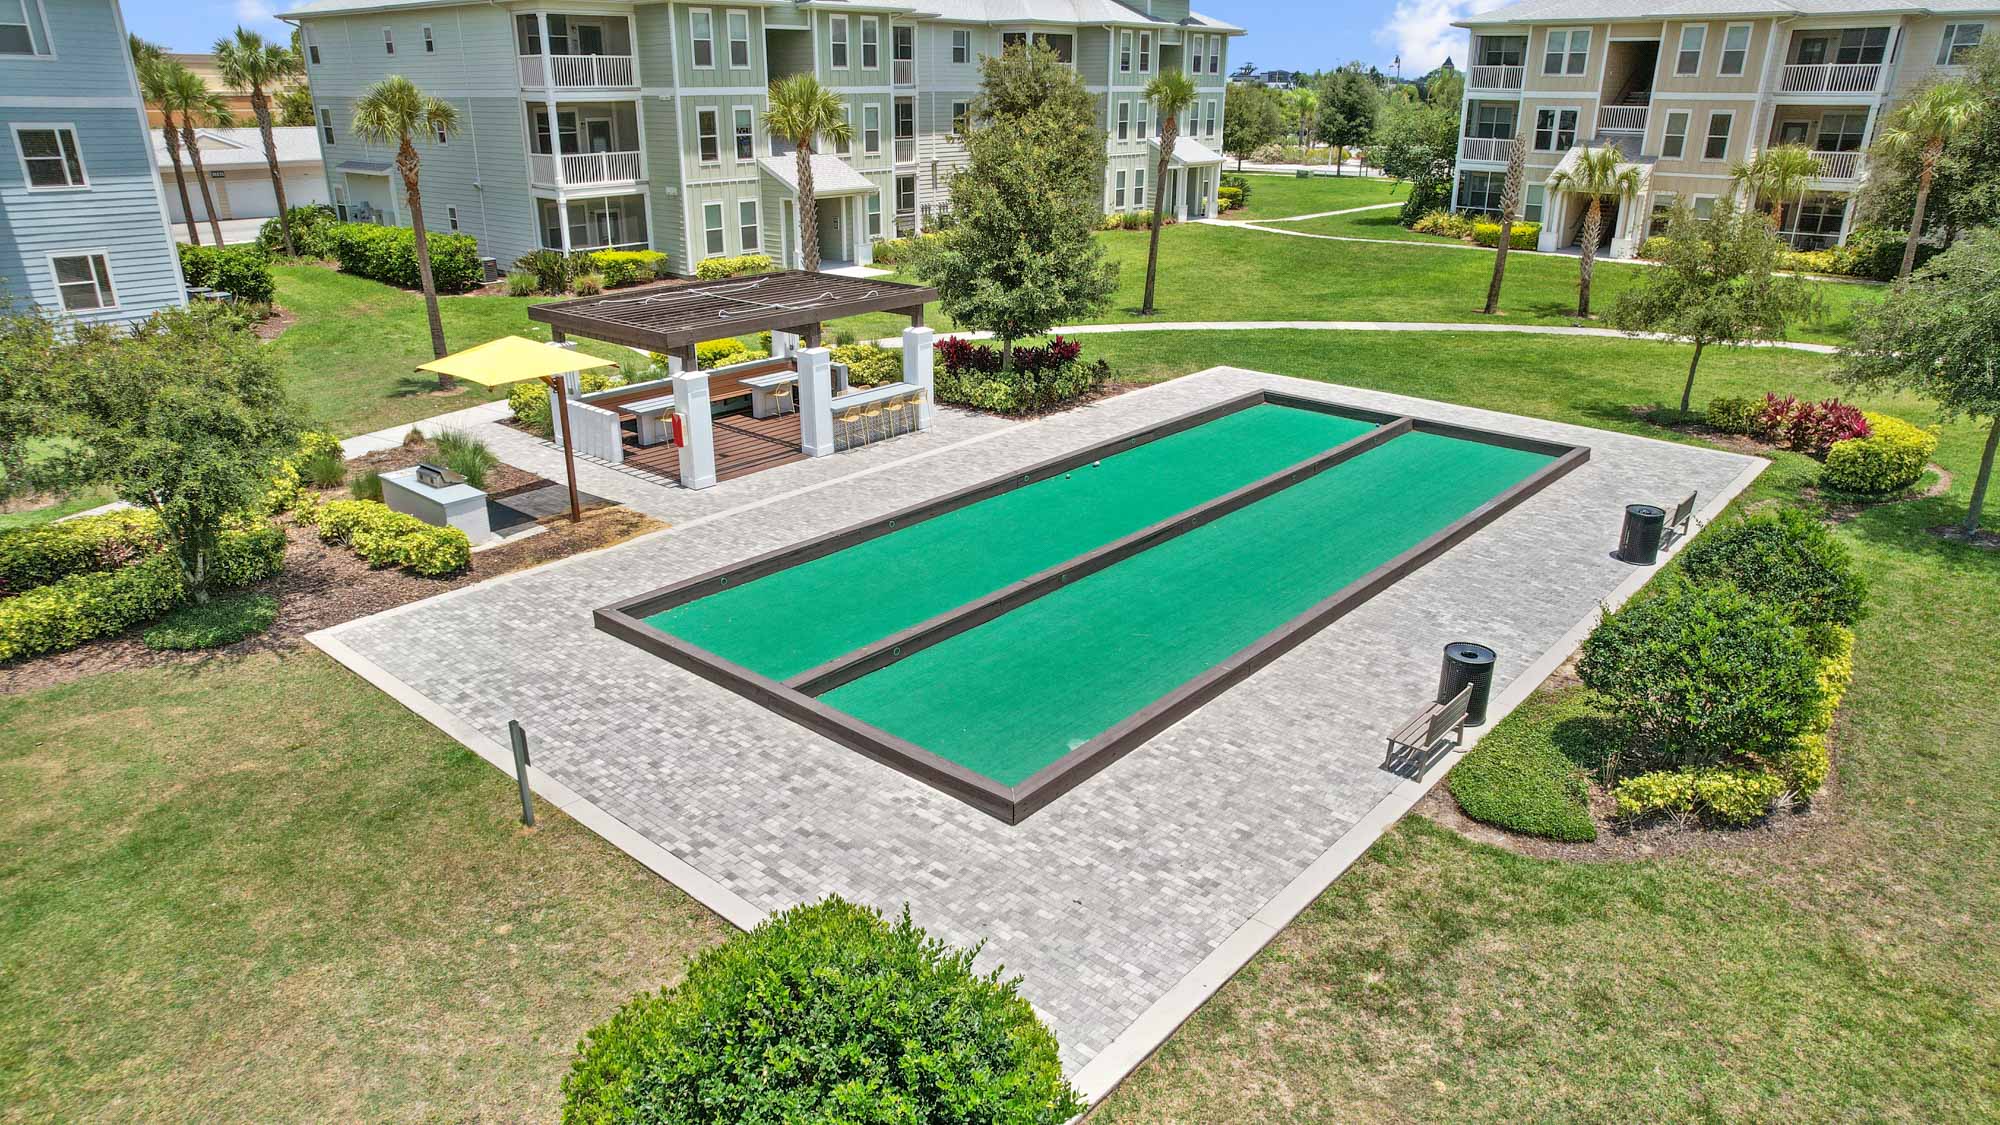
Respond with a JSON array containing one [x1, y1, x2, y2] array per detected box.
[[1221, 173, 1408, 221], [1265, 206, 1464, 243], [0, 487, 112, 531]]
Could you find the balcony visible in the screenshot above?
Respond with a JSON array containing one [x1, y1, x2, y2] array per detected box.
[[894, 137, 915, 163], [893, 58, 914, 86], [1460, 136, 1512, 162], [1810, 150, 1864, 182], [520, 53, 637, 90], [1468, 65, 1524, 91], [1779, 63, 1880, 94], [1596, 105, 1648, 134], [531, 150, 644, 187]]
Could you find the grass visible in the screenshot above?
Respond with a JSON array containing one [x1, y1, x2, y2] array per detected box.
[[141, 592, 279, 651], [1265, 207, 1464, 243], [0, 487, 112, 531], [1221, 172, 1407, 221], [1442, 687, 1599, 842], [0, 651, 728, 1120]]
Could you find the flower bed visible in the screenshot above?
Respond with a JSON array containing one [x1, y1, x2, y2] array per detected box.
[[932, 335, 1109, 414]]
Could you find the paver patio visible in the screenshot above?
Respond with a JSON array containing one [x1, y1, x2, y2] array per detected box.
[[312, 367, 1762, 1100]]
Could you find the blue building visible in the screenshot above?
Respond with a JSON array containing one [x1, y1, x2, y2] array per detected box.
[[0, 0, 185, 326]]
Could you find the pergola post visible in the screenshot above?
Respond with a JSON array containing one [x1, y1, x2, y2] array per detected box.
[[796, 346, 835, 457], [670, 370, 718, 488], [901, 326, 934, 432]]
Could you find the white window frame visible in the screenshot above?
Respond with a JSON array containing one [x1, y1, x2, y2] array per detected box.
[[1661, 110, 1689, 159], [1533, 105, 1579, 151], [1119, 30, 1132, 72], [1189, 34, 1204, 74], [1207, 36, 1219, 75], [1691, 194, 1717, 220], [1138, 31, 1151, 72], [867, 191, 883, 237], [1134, 167, 1146, 207], [434, 119, 449, 143], [738, 198, 759, 251], [1719, 23, 1750, 76], [1675, 24, 1706, 77], [733, 106, 755, 161], [690, 9, 715, 68], [835, 104, 852, 155], [862, 103, 881, 154], [696, 107, 720, 163], [303, 28, 318, 65], [47, 250, 116, 312], [318, 107, 335, 145], [726, 9, 750, 68], [1703, 111, 1733, 161], [1117, 100, 1130, 141], [446, 204, 459, 231], [422, 24, 434, 52], [830, 15, 848, 68], [12, 123, 87, 191], [0, 0, 48, 57], [703, 202, 725, 255], [951, 100, 969, 130], [1137, 99, 1150, 139], [1205, 98, 1217, 137], [1543, 28, 1589, 76], [1114, 169, 1127, 208], [861, 17, 879, 69], [951, 29, 970, 63], [1523, 183, 1545, 223], [1939, 22, 1984, 65], [383, 26, 394, 55]]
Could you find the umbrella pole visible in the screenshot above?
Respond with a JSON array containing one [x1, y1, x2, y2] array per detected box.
[[549, 374, 583, 523]]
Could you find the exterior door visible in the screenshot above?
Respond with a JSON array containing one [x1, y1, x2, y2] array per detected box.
[[576, 22, 604, 54], [585, 117, 614, 153], [1778, 121, 1810, 145]]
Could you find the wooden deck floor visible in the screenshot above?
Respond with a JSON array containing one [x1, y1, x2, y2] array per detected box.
[[622, 410, 806, 484]]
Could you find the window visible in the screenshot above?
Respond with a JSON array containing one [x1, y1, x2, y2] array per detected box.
[[423, 24, 434, 52], [1477, 35, 1526, 66], [1470, 103, 1515, 139], [894, 98, 914, 144], [1939, 23, 1984, 65], [1208, 36, 1220, 75], [1134, 167, 1146, 207], [727, 10, 750, 67], [691, 9, 714, 68], [382, 27, 394, 54], [703, 203, 725, 255], [830, 16, 848, 67], [1675, 24, 1705, 75], [434, 120, 448, 143], [863, 104, 881, 154], [1703, 111, 1732, 160], [951, 101, 969, 130], [0, 0, 45, 54], [1120, 31, 1132, 72], [697, 108, 720, 162], [1647, 194, 1676, 237], [896, 173, 916, 213], [1533, 107, 1577, 151], [1523, 183, 1545, 223], [1138, 32, 1150, 72], [1455, 170, 1505, 215], [15, 126, 85, 189], [1787, 193, 1847, 244], [835, 105, 851, 154], [1189, 34, 1204, 73], [1818, 112, 1866, 152], [1661, 110, 1689, 158], [1137, 100, 1150, 139], [1836, 27, 1889, 64], [952, 29, 970, 63], [1114, 170, 1127, 207], [50, 253, 114, 311], [1691, 195, 1716, 220], [1117, 100, 1130, 141], [1543, 28, 1588, 75], [1204, 99, 1217, 138], [738, 199, 759, 250], [305, 29, 319, 65], [318, 107, 334, 144], [446, 205, 459, 231], [861, 18, 879, 68], [734, 107, 754, 159], [1720, 23, 1750, 75], [866, 192, 882, 237]]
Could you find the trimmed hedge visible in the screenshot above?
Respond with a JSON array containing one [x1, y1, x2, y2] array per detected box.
[[310, 499, 471, 578], [0, 509, 162, 595], [560, 897, 1084, 1124], [1411, 209, 1475, 239], [1446, 689, 1598, 842], [0, 522, 284, 662], [590, 249, 667, 288], [256, 203, 341, 258], [1472, 220, 1541, 250], [934, 335, 1108, 414], [1822, 412, 1939, 495], [1677, 508, 1868, 629], [1612, 766, 1789, 826], [328, 222, 483, 293], [1705, 395, 1761, 434], [831, 342, 903, 386], [693, 253, 774, 280], [870, 233, 943, 265], [178, 242, 276, 303], [142, 591, 278, 651]]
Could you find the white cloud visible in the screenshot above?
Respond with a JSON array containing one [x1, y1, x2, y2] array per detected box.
[[1374, 0, 1510, 75], [234, 0, 276, 24]]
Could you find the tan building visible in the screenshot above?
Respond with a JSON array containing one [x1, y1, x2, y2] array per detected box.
[[143, 51, 306, 128], [1451, 0, 1997, 256]]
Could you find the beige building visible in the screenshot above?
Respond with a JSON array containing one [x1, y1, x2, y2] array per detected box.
[[1451, 0, 1997, 256], [144, 52, 308, 128]]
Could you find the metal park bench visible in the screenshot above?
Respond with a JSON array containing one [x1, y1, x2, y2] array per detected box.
[[1665, 490, 1698, 543], [1382, 684, 1474, 779]]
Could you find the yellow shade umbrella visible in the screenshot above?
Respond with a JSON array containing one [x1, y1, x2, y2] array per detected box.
[[418, 335, 622, 522]]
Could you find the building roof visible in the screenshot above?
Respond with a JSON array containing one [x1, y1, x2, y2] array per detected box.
[[278, 0, 1241, 33], [758, 153, 879, 196], [1461, 0, 2000, 26], [1150, 135, 1223, 165], [527, 271, 938, 351], [152, 127, 323, 171]]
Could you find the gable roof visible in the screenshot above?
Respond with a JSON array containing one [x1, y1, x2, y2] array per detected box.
[[151, 127, 324, 170]]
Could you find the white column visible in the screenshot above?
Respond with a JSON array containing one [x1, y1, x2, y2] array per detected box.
[[545, 366, 581, 443], [901, 326, 934, 431], [770, 330, 800, 358], [796, 346, 836, 457], [536, 10, 572, 254], [671, 371, 717, 488]]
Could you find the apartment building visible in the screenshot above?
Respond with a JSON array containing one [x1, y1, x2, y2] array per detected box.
[[280, 0, 1239, 274], [0, 0, 187, 325], [1451, 0, 1998, 257]]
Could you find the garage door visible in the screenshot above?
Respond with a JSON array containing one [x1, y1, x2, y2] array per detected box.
[[163, 172, 213, 224], [285, 170, 329, 207], [227, 173, 278, 219]]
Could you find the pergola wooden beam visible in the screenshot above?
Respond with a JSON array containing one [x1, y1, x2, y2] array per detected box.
[[528, 270, 938, 353]]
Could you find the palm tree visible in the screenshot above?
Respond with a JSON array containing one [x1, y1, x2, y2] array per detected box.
[[352, 76, 462, 370], [1482, 133, 1527, 316], [1874, 81, 1983, 279], [1730, 143, 1822, 237], [214, 27, 303, 255], [160, 63, 234, 248], [1548, 147, 1642, 317], [1287, 87, 1318, 156], [131, 39, 201, 246], [765, 74, 851, 273], [1141, 69, 1198, 316]]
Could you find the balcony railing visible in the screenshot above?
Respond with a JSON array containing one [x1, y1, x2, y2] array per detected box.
[[550, 237, 650, 253], [1810, 150, 1863, 180], [519, 53, 637, 89], [1468, 64, 1524, 90], [895, 136, 915, 163], [893, 58, 914, 85], [1597, 105, 1648, 134], [1779, 62, 1880, 93], [530, 151, 645, 186], [1460, 136, 1512, 162]]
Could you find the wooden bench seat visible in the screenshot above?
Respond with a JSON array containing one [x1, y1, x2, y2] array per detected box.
[[1383, 684, 1473, 779]]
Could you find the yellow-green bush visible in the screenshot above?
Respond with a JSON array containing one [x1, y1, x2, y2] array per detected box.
[[263, 430, 347, 516], [590, 249, 668, 287], [0, 509, 163, 595], [1411, 209, 1475, 239], [1612, 766, 1789, 826], [1638, 235, 1671, 260], [1821, 412, 1939, 494], [693, 253, 774, 280], [831, 342, 903, 386], [314, 499, 471, 578], [1780, 248, 1839, 274], [1705, 395, 1761, 434], [1471, 220, 1540, 249]]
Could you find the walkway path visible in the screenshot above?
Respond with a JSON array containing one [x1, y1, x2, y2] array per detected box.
[[1214, 201, 1402, 224], [873, 319, 1839, 355]]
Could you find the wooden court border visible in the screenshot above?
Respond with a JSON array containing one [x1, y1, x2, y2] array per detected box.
[[595, 392, 1588, 823]]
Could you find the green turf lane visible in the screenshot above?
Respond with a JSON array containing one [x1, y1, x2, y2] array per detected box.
[[649, 404, 1377, 680], [820, 431, 1554, 785]]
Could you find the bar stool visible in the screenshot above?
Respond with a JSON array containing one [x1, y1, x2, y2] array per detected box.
[[859, 401, 886, 446], [901, 389, 924, 434], [770, 383, 793, 416], [835, 405, 863, 450]]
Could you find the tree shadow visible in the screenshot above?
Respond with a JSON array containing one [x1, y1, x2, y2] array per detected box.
[[1549, 711, 1629, 779]]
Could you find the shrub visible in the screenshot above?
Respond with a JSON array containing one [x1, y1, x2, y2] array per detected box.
[[1217, 184, 1245, 211], [693, 253, 774, 280], [328, 223, 482, 292], [432, 430, 499, 489], [0, 509, 162, 595], [589, 249, 667, 287], [1100, 211, 1127, 230], [1471, 220, 1540, 249], [570, 272, 604, 296], [831, 342, 903, 386], [178, 242, 276, 303], [0, 522, 284, 662], [142, 592, 278, 650], [1705, 395, 1761, 434], [934, 335, 1109, 414], [1219, 172, 1252, 206], [514, 249, 571, 295], [256, 203, 340, 258], [1830, 224, 1934, 281], [695, 337, 748, 368], [1821, 412, 1939, 494], [1612, 766, 1789, 826], [1118, 210, 1172, 230], [1780, 248, 1839, 275], [313, 499, 471, 577], [505, 271, 538, 297], [1578, 578, 1826, 772], [1446, 690, 1598, 842], [870, 233, 944, 265], [1410, 209, 1475, 239], [1678, 508, 1868, 629], [1637, 234, 1672, 260], [509, 380, 552, 434], [1773, 623, 1854, 795], [299, 446, 347, 489], [559, 897, 1083, 1125], [1753, 393, 1870, 456], [350, 470, 383, 502]]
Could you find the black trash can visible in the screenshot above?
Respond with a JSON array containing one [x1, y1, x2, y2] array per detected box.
[[1619, 503, 1668, 565], [1438, 642, 1497, 726]]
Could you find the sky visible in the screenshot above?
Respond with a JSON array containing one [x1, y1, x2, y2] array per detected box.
[[121, 0, 1497, 77]]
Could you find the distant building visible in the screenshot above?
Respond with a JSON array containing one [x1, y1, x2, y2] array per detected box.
[[147, 51, 309, 129], [153, 125, 329, 228], [0, 0, 186, 325], [1257, 68, 1298, 89]]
